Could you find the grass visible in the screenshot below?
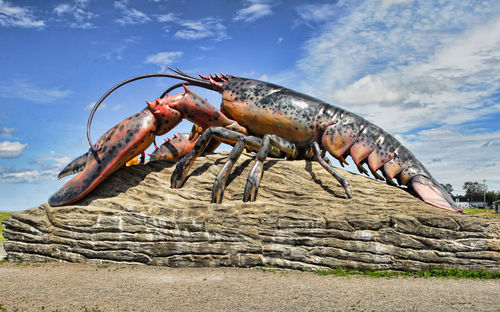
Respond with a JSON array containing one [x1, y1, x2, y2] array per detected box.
[[314, 267, 500, 279], [0, 212, 13, 241], [463, 208, 499, 218]]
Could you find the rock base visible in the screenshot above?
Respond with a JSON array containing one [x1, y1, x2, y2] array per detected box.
[[3, 154, 499, 271]]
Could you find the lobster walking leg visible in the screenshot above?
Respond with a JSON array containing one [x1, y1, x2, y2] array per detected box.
[[241, 134, 298, 201], [212, 134, 294, 203], [212, 138, 246, 204], [171, 127, 264, 188], [311, 142, 353, 199], [243, 135, 271, 202], [170, 127, 248, 188]]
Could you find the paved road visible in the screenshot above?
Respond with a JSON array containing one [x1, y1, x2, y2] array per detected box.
[[0, 263, 499, 312]]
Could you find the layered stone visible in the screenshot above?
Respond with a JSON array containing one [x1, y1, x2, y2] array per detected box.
[[2, 154, 499, 271]]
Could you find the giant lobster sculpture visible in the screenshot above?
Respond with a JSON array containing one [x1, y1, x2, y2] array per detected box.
[[49, 68, 460, 212]]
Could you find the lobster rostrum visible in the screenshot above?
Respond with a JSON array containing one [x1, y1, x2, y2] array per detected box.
[[49, 69, 460, 212]]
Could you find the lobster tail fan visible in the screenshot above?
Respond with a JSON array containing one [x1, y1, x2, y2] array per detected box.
[[410, 175, 462, 212]]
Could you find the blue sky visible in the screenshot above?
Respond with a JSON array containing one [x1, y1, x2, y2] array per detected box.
[[1, 0, 499, 211]]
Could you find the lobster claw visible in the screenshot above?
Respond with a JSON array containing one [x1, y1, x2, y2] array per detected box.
[[48, 109, 158, 206], [149, 132, 196, 161]]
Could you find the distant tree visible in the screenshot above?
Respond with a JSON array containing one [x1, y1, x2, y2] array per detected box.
[[463, 181, 486, 199], [486, 191, 500, 206], [441, 183, 453, 194]]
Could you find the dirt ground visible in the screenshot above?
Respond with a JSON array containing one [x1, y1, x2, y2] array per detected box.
[[0, 262, 498, 312]]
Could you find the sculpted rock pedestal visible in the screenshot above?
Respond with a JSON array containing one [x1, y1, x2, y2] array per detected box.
[[3, 154, 499, 271]]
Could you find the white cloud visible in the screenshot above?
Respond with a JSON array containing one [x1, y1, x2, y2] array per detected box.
[[265, 0, 500, 193], [334, 75, 403, 106], [381, 0, 413, 10], [289, 1, 500, 127], [32, 151, 72, 170], [234, 1, 273, 22], [54, 3, 70, 15], [0, 167, 59, 183], [145, 51, 183, 72], [175, 18, 229, 41], [0, 141, 28, 158], [405, 126, 500, 195], [0, 127, 14, 139], [295, 2, 337, 26], [85, 101, 107, 110], [156, 13, 177, 23], [111, 104, 122, 111], [101, 36, 141, 61], [0, 0, 45, 28], [114, 0, 151, 25], [0, 80, 72, 103], [0, 151, 73, 183], [53, 0, 97, 29], [329, 15, 500, 133]]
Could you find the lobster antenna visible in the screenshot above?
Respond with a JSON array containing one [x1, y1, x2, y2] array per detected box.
[[160, 82, 193, 99], [168, 67, 193, 78], [86, 72, 214, 161]]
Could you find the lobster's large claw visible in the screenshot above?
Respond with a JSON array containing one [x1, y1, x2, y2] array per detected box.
[[410, 175, 462, 212], [49, 109, 159, 206]]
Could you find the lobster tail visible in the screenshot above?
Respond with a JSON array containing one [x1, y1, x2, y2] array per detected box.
[[320, 108, 461, 212]]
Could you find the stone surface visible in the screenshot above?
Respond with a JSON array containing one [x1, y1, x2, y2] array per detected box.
[[2, 153, 499, 271]]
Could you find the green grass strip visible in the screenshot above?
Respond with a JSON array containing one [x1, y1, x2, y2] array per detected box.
[[314, 267, 500, 279], [0, 212, 13, 241]]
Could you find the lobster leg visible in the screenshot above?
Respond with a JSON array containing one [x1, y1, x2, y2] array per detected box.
[[243, 134, 311, 202], [211, 138, 246, 204], [171, 127, 260, 188], [311, 142, 353, 199], [212, 134, 297, 203], [243, 135, 271, 202]]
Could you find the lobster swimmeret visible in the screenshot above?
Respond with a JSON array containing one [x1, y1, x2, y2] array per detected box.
[[49, 69, 460, 212]]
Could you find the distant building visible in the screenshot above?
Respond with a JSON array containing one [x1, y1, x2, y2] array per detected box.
[[454, 196, 470, 209], [493, 200, 500, 213], [454, 195, 485, 209]]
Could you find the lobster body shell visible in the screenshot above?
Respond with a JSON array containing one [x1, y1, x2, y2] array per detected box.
[[221, 78, 321, 144]]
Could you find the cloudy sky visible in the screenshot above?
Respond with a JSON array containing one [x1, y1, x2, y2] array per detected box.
[[0, 0, 499, 211]]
